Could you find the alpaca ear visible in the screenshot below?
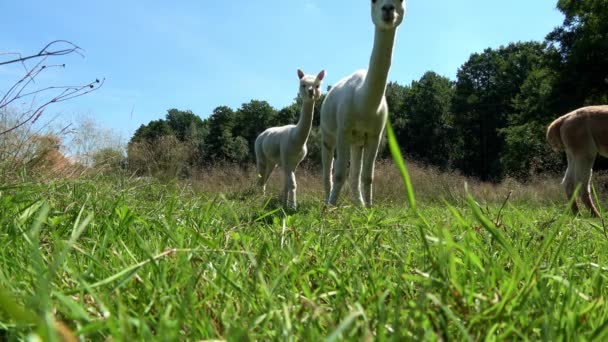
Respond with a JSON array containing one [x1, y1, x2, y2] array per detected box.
[[317, 70, 325, 81], [297, 69, 305, 79]]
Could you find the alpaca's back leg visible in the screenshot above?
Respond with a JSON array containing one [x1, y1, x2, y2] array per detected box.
[[349, 145, 364, 206], [262, 163, 276, 194], [321, 135, 335, 203], [361, 135, 382, 208], [256, 156, 266, 187], [573, 153, 600, 217], [328, 133, 350, 205], [256, 155, 275, 196], [255, 141, 265, 185], [284, 168, 297, 209], [562, 154, 579, 214]]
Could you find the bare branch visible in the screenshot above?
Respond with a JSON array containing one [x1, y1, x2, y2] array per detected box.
[[0, 40, 82, 66], [0, 78, 104, 136], [0, 58, 55, 107], [0, 40, 103, 136]]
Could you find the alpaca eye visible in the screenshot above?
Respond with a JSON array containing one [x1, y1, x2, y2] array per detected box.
[[315, 85, 320, 89]]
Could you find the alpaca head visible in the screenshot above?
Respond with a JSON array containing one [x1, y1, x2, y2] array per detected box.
[[297, 69, 325, 102], [371, 0, 406, 30]]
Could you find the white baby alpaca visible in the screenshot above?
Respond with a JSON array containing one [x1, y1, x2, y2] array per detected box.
[[255, 69, 325, 208], [320, 0, 406, 208]]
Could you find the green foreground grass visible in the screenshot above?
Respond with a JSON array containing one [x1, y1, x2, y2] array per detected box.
[[1, 171, 608, 341]]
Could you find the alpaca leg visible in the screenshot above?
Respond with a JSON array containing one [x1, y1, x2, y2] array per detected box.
[[361, 136, 382, 208], [562, 154, 579, 214], [328, 135, 350, 206], [321, 136, 335, 203], [284, 169, 297, 208], [349, 145, 364, 206], [256, 156, 267, 195], [574, 155, 600, 217], [258, 161, 275, 196], [255, 140, 271, 195]]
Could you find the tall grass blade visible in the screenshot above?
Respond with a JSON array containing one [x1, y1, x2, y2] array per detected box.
[[0, 285, 39, 325], [466, 193, 522, 267], [386, 120, 416, 211], [325, 305, 364, 342], [70, 248, 176, 292]]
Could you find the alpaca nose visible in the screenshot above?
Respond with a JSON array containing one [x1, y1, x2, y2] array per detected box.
[[382, 4, 395, 13], [381, 4, 395, 21], [308, 89, 314, 97]]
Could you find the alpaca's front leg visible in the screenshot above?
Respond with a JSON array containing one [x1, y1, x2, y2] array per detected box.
[[573, 154, 599, 217], [361, 136, 382, 208], [284, 169, 297, 208], [349, 145, 364, 206]]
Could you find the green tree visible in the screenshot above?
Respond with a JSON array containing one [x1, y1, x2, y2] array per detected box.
[[401, 72, 454, 169], [165, 108, 206, 142], [480, 0, 608, 179], [385, 81, 409, 156], [500, 67, 563, 178], [129, 109, 208, 171], [164, 108, 208, 165], [204, 106, 249, 163], [131, 119, 172, 144], [233, 100, 277, 161], [451, 42, 548, 180], [547, 0, 608, 107]]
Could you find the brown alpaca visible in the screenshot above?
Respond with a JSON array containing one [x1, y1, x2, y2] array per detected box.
[[546, 105, 608, 216]]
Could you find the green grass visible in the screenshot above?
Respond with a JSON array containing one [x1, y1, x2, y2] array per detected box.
[[1, 168, 608, 340]]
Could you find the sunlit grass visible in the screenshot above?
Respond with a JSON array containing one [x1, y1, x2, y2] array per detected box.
[[1, 165, 607, 340]]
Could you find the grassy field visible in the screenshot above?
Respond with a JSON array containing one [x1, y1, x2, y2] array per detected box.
[[1, 159, 608, 340]]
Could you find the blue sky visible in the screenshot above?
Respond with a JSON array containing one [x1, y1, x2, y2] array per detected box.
[[1, 0, 564, 141]]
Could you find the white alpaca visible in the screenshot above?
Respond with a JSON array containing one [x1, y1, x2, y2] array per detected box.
[[255, 69, 325, 208], [320, 0, 406, 207]]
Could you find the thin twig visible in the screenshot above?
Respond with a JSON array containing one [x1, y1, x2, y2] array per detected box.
[[0, 78, 104, 136], [0, 40, 82, 66], [0, 40, 101, 136]]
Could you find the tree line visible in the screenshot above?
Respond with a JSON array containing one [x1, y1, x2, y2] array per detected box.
[[127, 0, 607, 181]]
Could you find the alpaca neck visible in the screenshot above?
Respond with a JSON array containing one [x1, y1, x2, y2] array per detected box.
[[291, 100, 315, 147], [359, 28, 396, 110]]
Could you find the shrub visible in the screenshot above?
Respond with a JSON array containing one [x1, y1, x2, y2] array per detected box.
[[127, 135, 190, 178]]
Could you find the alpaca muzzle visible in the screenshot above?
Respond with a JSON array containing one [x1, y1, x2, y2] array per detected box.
[[381, 6, 396, 22]]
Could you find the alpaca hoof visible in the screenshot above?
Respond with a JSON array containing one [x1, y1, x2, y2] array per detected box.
[[325, 200, 337, 207], [351, 196, 365, 207], [286, 200, 297, 210]]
